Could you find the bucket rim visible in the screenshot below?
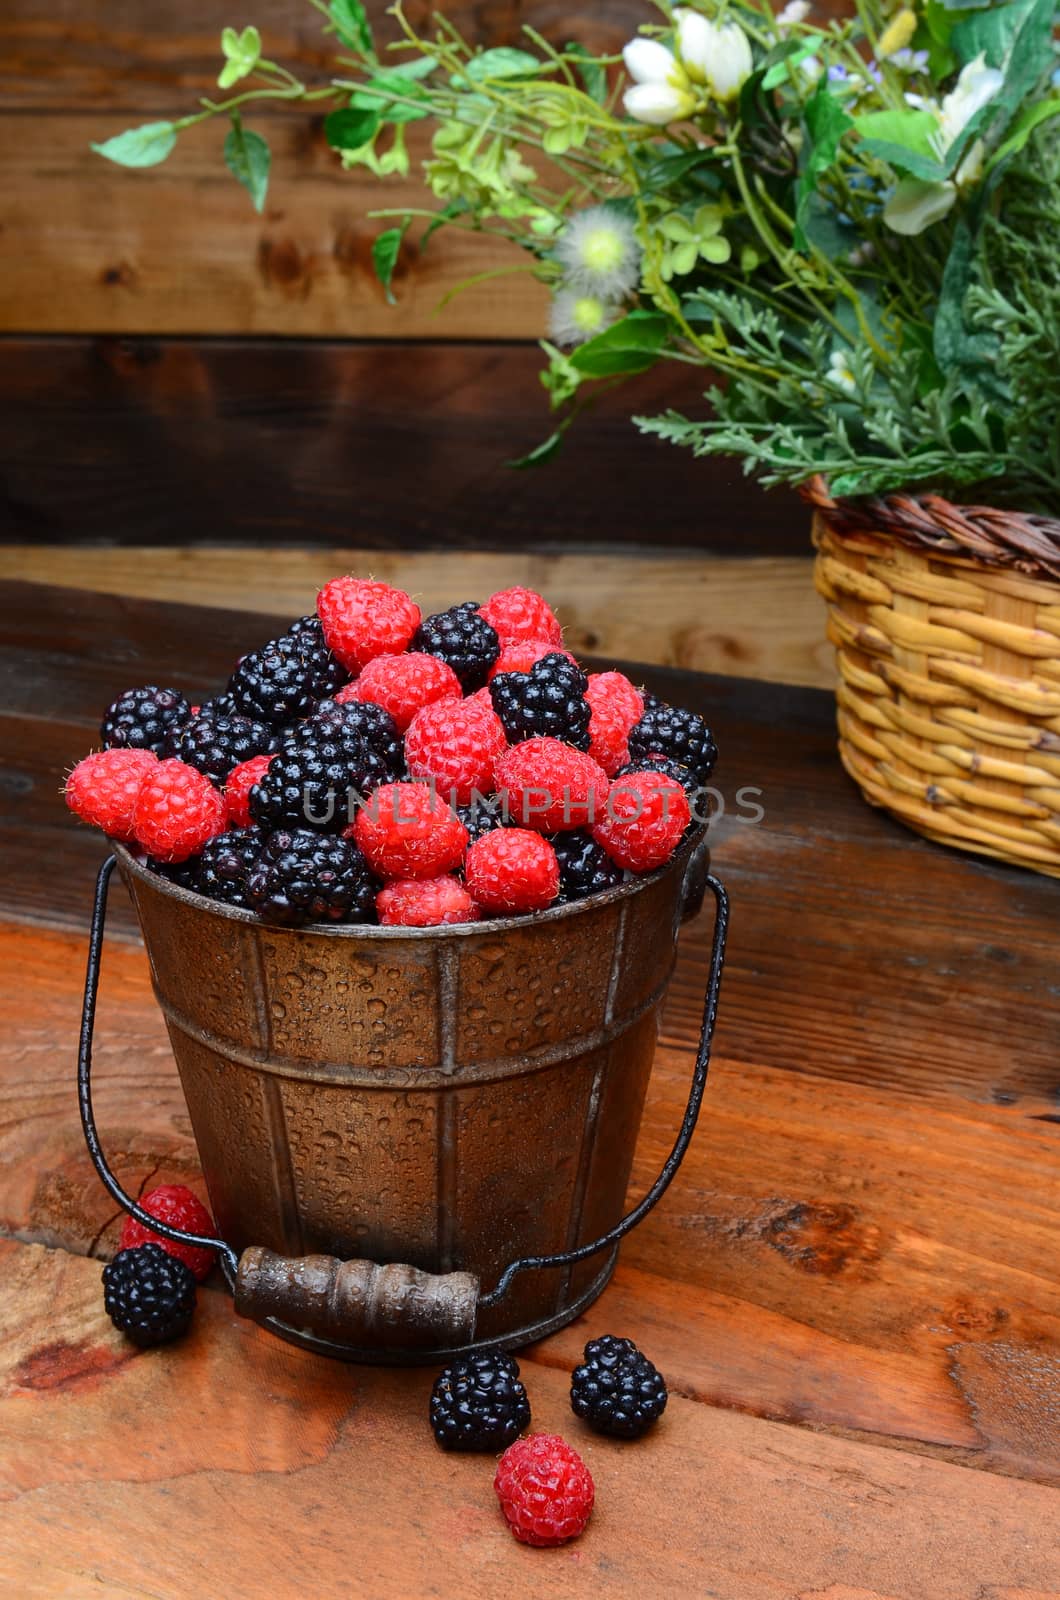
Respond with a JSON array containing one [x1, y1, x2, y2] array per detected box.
[[110, 824, 708, 941]]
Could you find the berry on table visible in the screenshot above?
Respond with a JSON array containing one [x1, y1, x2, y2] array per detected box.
[[430, 1348, 531, 1451], [404, 697, 507, 808], [592, 770, 691, 873], [168, 709, 273, 785], [413, 601, 500, 690], [488, 640, 579, 680], [616, 755, 699, 798], [249, 736, 391, 834], [351, 782, 469, 880], [480, 587, 563, 649], [227, 617, 347, 728], [551, 829, 623, 902], [223, 752, 274, 828], [457, 798, 509, 845], [102, 1242, 197, 1347], [64, 748, 158, 841], [627, 703, 718, 784], [117, 1184, 218, 1282], [348, 651, 462, 733], [585, 672, 644, 777], [490, 653, 592, 750], [131, 759, 228, 863], [570, 1334, 668, 1439], [465, 829, 559, 915], [192, 827, 263, 908], [493, 1434, 594, 1547], [246, 829, 379, 926], [494, 739, 610, 835], [101, 686, 190, 757], [588, 671, 643, 730], [377, 875, 480, 927], [307, 696, 404, 777], [317, 578, 421, 672]]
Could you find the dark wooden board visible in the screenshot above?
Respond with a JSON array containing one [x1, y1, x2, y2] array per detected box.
[[0, 337, 800, 550]]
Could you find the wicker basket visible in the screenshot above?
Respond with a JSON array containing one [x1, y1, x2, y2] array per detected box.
[[805, 478, 1060, 877]]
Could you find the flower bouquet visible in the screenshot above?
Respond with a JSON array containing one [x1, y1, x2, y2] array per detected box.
[[95, 0, 1060, 873]]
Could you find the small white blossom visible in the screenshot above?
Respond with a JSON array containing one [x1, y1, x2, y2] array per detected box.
[[935, 53, 1004, 154], [776, 0, 811, 30], [883, 176, 958, 235], [549, 289, 618, 347], [675, 10, 754, 102], [848, 240, 875, 267], [555, 207, 641, 297], [622, 38, 696, 124], [826, 349, 858, 394]]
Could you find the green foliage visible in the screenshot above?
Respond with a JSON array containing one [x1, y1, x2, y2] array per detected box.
[[218, 26, 262, 90], [224, 116, 270, 212], [91, 122, 177, 168]]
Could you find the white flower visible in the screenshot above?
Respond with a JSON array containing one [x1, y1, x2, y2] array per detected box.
[[622, 38, 696, 124], [883, 176, 958, 235], [826, 349, 857, 394], [776, 0, 811, 30], [954, 136, 986, 189], [935, 53, 1004, 153], [549, 289, 617, 347], [798, 54, 824, 84], [674, 10, 754, 102], [848, 240, 875, 267], [555, 207, 641, 297]]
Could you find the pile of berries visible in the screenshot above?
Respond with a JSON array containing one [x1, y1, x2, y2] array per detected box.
[[66, 583, 717, 928]]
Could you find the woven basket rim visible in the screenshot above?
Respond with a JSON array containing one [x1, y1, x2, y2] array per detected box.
[[801, 475, 1060, 583]]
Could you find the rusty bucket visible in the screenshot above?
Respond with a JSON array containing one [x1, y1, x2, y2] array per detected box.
[[78, 834, 728, 1363]]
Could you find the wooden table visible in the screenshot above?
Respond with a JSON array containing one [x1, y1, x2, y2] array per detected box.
[[1, 579, 1058, 1600]]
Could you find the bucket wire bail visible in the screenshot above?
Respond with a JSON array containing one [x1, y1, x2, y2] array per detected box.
[[79, 850, 729, 1349]]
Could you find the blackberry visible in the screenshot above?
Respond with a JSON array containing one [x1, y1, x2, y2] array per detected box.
[[616, 755, 700, 799], [429, 1347, 530, 1452], [246, 829, 379, 926], [101, 686, 190, 757], [570, 1334, 668, 1440], [168, 710, 273, 784], [152, 857, 199, 890], [249, 739, 391, 833], [102, 1242, 196, 1347], [489, 653, 591, 751], [192, 827, 263, 907], [304, 698, 404, 776], [195, 691, 240, 721], [457, 800, 510, 845], [550, 830, 623, 902], [227, 620, 346, 728], [413, 601, 499, 691], [627, 704, 717, 784]]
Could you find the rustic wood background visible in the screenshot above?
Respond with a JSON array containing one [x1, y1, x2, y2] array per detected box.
[[0, 0, 830, 683]]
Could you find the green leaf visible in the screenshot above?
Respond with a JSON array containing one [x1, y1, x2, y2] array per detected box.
[[218, 25, 261, 90], [563, 42, 607, 103], [952, 0, 1055, 146], [985, 92, 1060, 173], [464, 47, 541, 82], [420, 199, 469, 251], [762, 39, 821, 90], [329, 0, 372, 53], [324, 106, 380, 149], [570, 311, 669, 377], [372, 224, 407, 305], [509, 429, 565, 469], [794, 85, 854, 250], [91, 121, 177, 168], [853, 108, 947, 180], [350, 71, 431, 123], [224, 117, 270, 213]]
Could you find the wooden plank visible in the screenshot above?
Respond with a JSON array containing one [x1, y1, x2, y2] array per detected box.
[[0, 336, 802, 552], [1, 1240, 1059, 1600], [0, 552, 830, 687]]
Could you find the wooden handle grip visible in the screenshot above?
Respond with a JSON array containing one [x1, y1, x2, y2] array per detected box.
[[234, 1247, 479, 1351]]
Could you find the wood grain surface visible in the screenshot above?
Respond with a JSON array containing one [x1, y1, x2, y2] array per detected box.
[[0, 580, 1057, 1597]]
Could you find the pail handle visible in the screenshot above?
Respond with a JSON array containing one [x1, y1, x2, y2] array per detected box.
[[79, 853, 728, 1350]]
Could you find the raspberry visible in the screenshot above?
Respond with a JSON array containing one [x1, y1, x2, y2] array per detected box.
[[494, 739, 609, 835], [465, 829, 559, 915], [168, 710, 273, 785], [102, 1243, 196, 1348], [227, 617, 347, 728], [627, 704, 717, 784], [131, 759, 227, 863], [570, 1334, 668, 1439], [351, 782, 468, 880], [551, 829, 623, 902], [591, 770, 690, 873], [430, 1348, 530, 1451], [224, 753, 274, 828], [101, 685, 191, 757], [488, 640, 579, 680], [584, 673, 643, 776], [192, 827, 263, 908], [490, 653, 591, 750], [246, 829, 379, 926], [587, 671, 643, 730], [413, 601, 500, 691], [377, 875, 480, 927], [117, 1184, 217, 1282], [64, 749, 158, 841], [349, 652, 461, 733], [480, 587, 562, 649], [493, 1434, 594, 1547], [404, 698, 507, 807], [317, 578, 421, 672]]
